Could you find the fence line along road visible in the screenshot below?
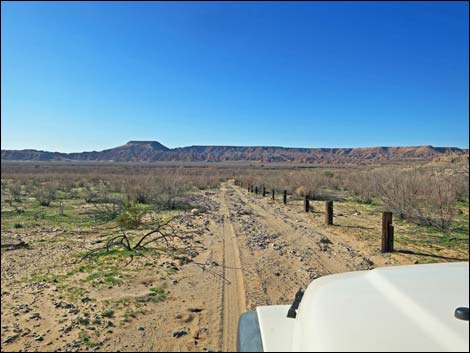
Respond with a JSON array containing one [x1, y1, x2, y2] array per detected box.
[[233, 179, 395, 254]]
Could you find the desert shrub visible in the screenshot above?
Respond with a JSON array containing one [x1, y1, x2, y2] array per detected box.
[[153, 173, 192, 210], [83, 181, 111, 203], [101, 309, 114, 318], [343, 171, 376, 204], [239, 168, 346, 199], [1, 179, 7, 195], [79, 181, 126, 222], [83, 185, 98, 203], [295, 185, 307, 196], [70, 188, 81, 199], [188, 167, 224, 189], [8, 181, 23, 202], [34, 182, 58, 206], [421, 173, 458, 229], [371, 167, 459, 229], [455, 166, 469, 202], [79, 331, 97, 348], [297, 171, 332, 199], [371, 168, 422, 218], [122, 177, 155, 204], [23, 180, 36, 196], [116, 202, 145, 229], [89, 197, 125, 222], [56, 178, 74, 194], [107, 178, 123, 193]]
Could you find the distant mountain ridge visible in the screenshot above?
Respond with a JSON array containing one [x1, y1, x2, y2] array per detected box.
[[1, 141, 468, 164]]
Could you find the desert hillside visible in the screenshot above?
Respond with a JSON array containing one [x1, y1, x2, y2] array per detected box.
[[1, 141, 467, 164]]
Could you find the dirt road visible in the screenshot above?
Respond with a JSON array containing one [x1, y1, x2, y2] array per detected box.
[[213, 180, 378, 350], [220, 185, 247, 352], [221, 182, 376, 308]]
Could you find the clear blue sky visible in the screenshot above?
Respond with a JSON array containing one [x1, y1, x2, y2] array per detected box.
[[1, 1, 468, 152]]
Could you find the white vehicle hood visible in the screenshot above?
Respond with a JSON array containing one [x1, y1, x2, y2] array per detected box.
[[289, 262, 469, 352]]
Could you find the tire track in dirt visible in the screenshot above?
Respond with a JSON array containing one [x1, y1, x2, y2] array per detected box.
[[230, 187, 381, 272], [229, 183, 350, 275], [220, 184, 247, 352], [218, 183, 331, 309]]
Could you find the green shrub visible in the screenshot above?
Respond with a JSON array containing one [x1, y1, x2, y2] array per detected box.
[[101, 309, 114, 318], [79, 331, 97, 348], [116, 203, 145, 229]]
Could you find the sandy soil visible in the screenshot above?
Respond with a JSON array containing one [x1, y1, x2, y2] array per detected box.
[[1, 180, 467, 352]]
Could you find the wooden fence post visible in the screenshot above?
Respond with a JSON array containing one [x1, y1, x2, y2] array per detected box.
[[304, 195, 310, 212], [272, 189, 275, 200], [381, 212, 393, 253], [262, 187, 266, 197], [325, 201, 333, 225], [388, 225, 394, 252], [283, 190, 287, 205]]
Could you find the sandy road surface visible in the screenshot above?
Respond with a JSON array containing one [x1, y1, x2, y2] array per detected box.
[[220, 184, 247, 352], [230, 183, 349, 275], [215, 181, 377, 323]]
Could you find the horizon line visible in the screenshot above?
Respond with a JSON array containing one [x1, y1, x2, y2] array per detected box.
[[1, 142, 469, 154]]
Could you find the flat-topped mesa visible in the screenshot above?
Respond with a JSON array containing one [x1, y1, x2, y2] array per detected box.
[[125, 141, 170, 150]]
